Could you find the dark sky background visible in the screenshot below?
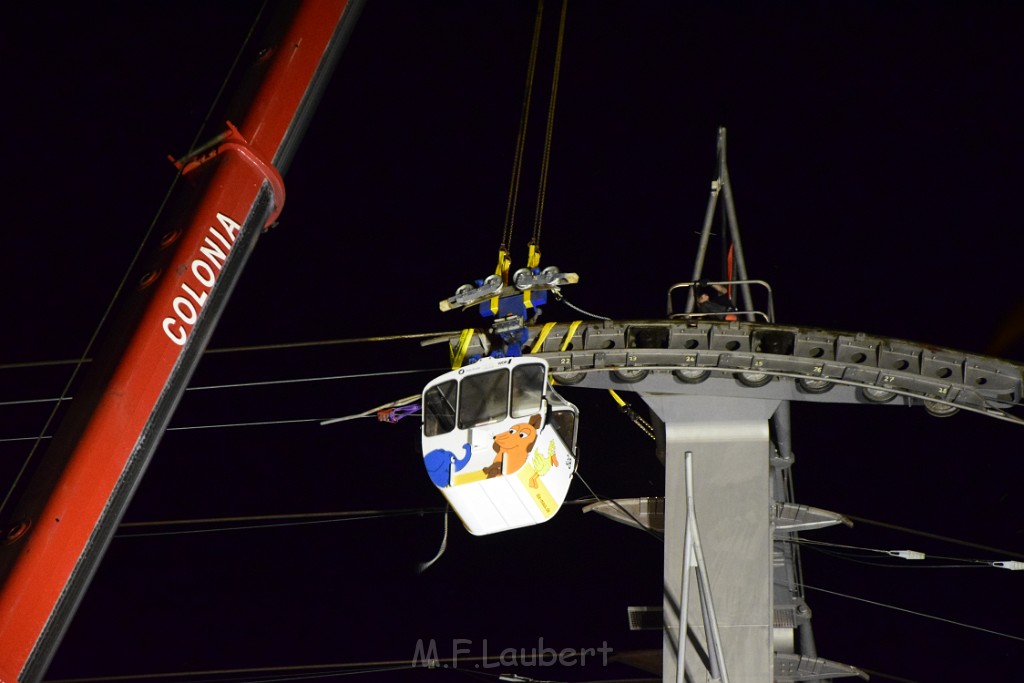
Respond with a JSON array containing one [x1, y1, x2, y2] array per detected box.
[[3, 2, 1024, 682]]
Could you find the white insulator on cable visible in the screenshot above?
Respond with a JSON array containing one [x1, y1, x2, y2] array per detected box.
[[992, 561, 1024, 571], [887, 550, 926, 560]]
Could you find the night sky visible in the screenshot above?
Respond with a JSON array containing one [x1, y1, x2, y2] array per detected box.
[[4, 2, 1024, 682]]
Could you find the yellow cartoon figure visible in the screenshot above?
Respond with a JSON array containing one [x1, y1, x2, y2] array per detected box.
[[528, 439, 559, 489]]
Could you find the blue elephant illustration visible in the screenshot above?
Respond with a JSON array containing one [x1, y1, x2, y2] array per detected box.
[[423, 443, 472, 487]]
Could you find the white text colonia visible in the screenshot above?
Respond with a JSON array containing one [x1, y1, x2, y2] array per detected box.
[[161, 212, 241, 346]]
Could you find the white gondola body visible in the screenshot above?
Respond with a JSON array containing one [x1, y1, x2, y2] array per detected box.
[[421, 356, 577, 536]]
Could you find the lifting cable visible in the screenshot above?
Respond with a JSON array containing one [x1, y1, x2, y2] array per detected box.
[[498, 0, 569, 278], [0, 4, 270, 521], [499, 0, 545, 269], [530, 0, 568, 263]]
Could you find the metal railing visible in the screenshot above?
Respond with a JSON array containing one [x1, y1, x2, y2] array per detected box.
[[667, 279, 776, 322]]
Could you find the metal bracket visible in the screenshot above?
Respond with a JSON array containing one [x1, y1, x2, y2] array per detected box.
[[170, 121, 286, 229]]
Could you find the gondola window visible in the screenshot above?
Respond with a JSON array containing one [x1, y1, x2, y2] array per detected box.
[[458, 369, 509, 429], [423, 380, 457, 436], [511, 363, 546, 418]]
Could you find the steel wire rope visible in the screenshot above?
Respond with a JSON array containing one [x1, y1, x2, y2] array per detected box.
[[0, 368, 441, 411], [0, 330, 464, 371], [854, 671, 923, 683], [573, 471, 662, 542], [500, 0, 546, 256], [530, 0, 569, 253], [42, 648, 637, 683], [0, 327, 456, 427], [801, 582, 1024, 643], [43, 660, 422, 683], [113, 497, 606, 539], [8, 363, 1024, 442], [118, 506, 444, 530], [0, 418, 323, 443], [115, 508, 440, 539], [0, 370, 435, 443], [551, 291, 611, 321], [216, 665, 415, 682], [846, 513, 1024, 560], [797, 543, 988, 570], [40, 489, 1024, 566], [0, 3, 271, 520], [784, 510, 1024, 562], [0, 409, 421, 444], [787, 537, 1015, 569]]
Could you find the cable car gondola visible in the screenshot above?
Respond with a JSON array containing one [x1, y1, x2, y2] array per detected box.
[[421, 356, 578, 535]]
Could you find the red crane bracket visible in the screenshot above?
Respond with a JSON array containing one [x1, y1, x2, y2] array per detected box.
[[172, 121, 287, 229]]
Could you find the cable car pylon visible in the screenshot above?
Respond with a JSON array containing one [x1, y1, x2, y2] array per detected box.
[[428, 126, 1024, 681]]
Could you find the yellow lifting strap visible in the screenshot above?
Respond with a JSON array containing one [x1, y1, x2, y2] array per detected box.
[[560, 320, 582, 352], [529, 322, 558, 353], [532, 321, 577, 386], [526, 241, 541, 269], [449, 328, 475, 369], [527, 321, 581, 355], [489, 247, 513, 316], [494, 246, 512, 282], [523, 242, 542, 310]]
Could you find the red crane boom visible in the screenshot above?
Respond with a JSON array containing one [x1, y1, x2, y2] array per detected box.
[[0, 3, 363, 680]]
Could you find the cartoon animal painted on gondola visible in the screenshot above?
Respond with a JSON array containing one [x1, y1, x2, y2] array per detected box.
[[528, 440, 559, 488], [483, 414, 541, 478], [420, 356, 578, 535], [423, 443, 473, 487]]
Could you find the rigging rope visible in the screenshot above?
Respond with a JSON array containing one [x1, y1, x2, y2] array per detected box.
[[552, 291, 611, 321], [498, 0, 569, 276], [530, 0, 569, 253], [500, 0, 545, 260]]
